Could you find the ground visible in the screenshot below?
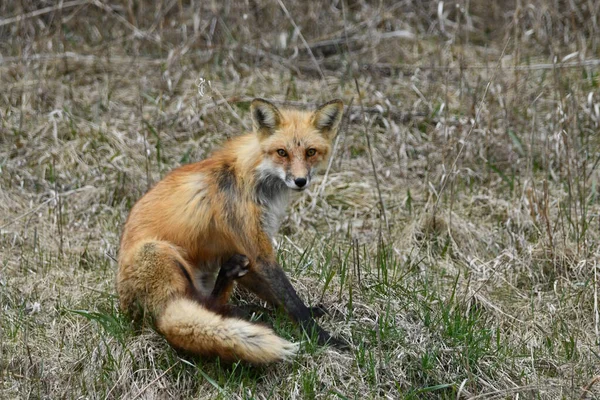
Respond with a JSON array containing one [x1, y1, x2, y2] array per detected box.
[[1, 1, 600, 399]]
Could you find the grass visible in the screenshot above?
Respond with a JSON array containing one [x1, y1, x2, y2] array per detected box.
[[1, 0, 600, 398]]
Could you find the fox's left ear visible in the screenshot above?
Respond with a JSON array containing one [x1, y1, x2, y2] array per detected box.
[[312, 99, 344, 139], [251, 98, 282, 140]]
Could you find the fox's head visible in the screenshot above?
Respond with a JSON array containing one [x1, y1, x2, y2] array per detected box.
[[251, 98, 344, 191]]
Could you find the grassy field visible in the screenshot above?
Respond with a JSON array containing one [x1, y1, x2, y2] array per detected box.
[[1, 1, 600, 398]]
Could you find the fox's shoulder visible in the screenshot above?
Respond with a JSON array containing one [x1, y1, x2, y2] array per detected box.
[[149, 133, 258, 194]]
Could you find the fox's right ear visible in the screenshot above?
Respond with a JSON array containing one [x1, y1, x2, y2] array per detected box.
[[250, 98, 282, 139], [312, 99, 344, 139]]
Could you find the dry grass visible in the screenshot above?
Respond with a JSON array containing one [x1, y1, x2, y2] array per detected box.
[[1, 1, 600, 399]]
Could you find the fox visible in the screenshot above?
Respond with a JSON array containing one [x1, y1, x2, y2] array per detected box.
[[117, 98, 346, 364]]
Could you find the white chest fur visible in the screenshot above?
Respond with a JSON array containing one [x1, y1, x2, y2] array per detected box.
[[261, 191, 290, 239]]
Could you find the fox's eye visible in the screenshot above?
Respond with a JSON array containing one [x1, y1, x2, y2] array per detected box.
[[306, 148, 316, 157], [277, 149, 287, 157]]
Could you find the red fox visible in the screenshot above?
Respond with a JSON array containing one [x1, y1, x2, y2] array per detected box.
[[117, 98, 346, 364]]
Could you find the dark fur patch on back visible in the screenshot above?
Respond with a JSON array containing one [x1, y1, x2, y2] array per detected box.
[[216, 164, 236, 195], [216, 165, 243, 231]]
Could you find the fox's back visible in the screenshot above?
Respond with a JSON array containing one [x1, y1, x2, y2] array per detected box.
[[118, 136, 267, 267]]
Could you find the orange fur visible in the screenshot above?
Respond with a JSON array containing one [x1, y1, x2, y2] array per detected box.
[[117, 98, 345, 364]]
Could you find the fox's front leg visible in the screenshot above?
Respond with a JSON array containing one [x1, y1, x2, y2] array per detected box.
[[239, 257, 346, 348]]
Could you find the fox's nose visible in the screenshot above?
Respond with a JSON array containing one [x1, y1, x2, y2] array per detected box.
[[294, 177, 307, 187]]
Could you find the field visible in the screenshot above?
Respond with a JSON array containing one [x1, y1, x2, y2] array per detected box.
[[1, 1, 600, 398]]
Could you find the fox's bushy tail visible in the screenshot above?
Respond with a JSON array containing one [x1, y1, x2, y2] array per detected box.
[[157, 297, 299, 364]]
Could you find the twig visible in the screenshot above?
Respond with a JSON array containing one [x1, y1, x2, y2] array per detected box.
[[580, 375, 600, 400], [0, 52, 163, 66], [275, 0, 332, 98], [469, 385, 555, 399], [90, 0, 165, 47], [456, 379, 468, 399], [131, 362, 179, 400], [0, 198, 53, 231], [358, 58, 600, 72], [311, 97, 354, 209], [80, 285, 111, 295], [241, 45, 302, 75], [53, 157, 64, 257], [207, 84, 249, 131], [434, 37, 511, 209], [105, 252, 118, 263], [139, 83, 152, 192], [594, 259, 599, 349], [105, 369, 128, 400], [0, 0, 90, 27], [0, 187, 94, 230], [339, 1, 389, 233], [354, 78, 390, 233], [353, 238, 362, 291], [308, 29, 414, 50], [375, 314, 385, 376]]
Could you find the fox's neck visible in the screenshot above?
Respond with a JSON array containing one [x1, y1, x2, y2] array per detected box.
[[226, 134, 292, 238], [253, 171, 290, 238]]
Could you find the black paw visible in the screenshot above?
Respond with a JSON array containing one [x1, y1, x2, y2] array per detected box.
[[309, 304, 329, 318], [315, 329, 349, 350], [221, 254, 250, 280], [327, 335, 350, 350]]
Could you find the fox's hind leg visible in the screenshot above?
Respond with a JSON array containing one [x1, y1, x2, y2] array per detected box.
[[117, 240, 196, 321]]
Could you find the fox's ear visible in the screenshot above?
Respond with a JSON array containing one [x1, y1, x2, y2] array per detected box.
[[312, 99, 344, 139], [250, 98, 282, 139]]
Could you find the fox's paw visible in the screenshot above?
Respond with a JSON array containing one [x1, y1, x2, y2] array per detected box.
[[221, 254, 250, 280], [327, 335, 350, 350], [309, 304, 329, 318]]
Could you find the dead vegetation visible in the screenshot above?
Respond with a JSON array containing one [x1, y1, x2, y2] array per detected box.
[[1, 0, 600, 398]]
